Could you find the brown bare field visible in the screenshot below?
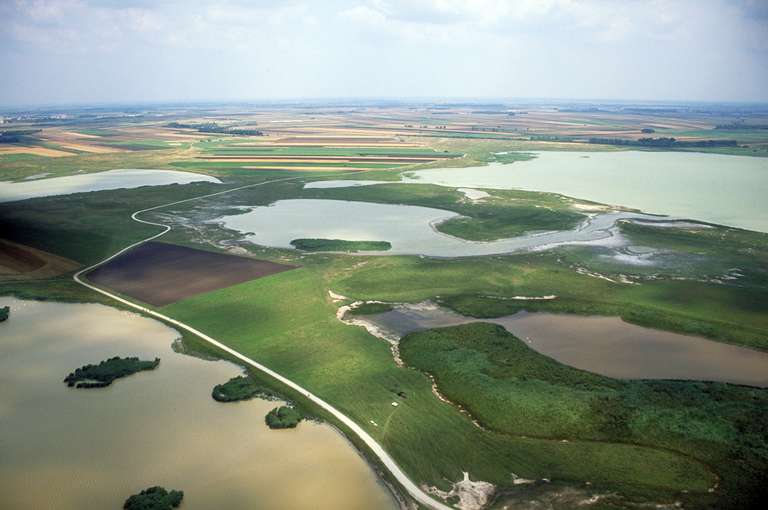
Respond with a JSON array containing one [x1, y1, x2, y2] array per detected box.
[[200, 156, 439, 163], [0, 146, 75, 158], [56, 143, 120, 154], [241, 165, 372, 171], [86, 241, 296, 306], [0, 239, 79, 280]]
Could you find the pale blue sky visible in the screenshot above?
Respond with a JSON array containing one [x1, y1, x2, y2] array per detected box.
[[2, 0, 767, 106]]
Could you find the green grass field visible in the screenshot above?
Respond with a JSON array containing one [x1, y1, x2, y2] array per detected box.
[[401, 323, 767, 509], [160, 266, 715, 505]]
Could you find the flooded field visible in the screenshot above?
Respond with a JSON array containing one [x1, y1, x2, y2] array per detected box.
[[404, 151, 768, 233], [360, 303, 768, 387], [0, 169, 220, 203], [0, 298, 396, 510], [213, 198, 652, 257]]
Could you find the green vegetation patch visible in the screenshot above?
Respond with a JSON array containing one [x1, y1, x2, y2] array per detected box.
[[265, 405, 303, 429], [212, 375, 278, 402], [0, 305, 9, 322], [64, 356, 160, 389], [401, 323, 768, 509], [347, 302, 394, 315], [124, 486, 183, 510], [303, 183, 585, 241], [290, 238, 391, 252]]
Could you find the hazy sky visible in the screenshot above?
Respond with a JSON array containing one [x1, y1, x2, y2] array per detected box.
[[1, 0, 767, 106]]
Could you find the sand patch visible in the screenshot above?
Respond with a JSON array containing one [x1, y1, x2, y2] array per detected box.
[[62, 131, 102, 139]]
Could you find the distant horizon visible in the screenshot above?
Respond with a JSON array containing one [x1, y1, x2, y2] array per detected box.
[[3, 96, 768, 112]]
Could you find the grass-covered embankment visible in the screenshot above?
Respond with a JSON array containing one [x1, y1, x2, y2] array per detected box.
[[400, 323, 768, 509]]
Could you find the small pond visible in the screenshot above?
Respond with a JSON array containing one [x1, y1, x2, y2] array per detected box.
[[359, 302, 768, 387]]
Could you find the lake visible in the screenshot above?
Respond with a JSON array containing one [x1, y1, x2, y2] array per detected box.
[[0, 169, 221, 203], [0, 298, 396, 510], [359, 302, 768, 387], [404, 151, 768, 233], [212, 198, 652, 257]]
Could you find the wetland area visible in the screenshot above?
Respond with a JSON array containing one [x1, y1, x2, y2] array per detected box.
[[2, 101, 767, 510]]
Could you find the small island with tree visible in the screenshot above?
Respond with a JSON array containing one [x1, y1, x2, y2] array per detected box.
[[265, 406, 303, 429], [290, 238, 391, 252], [0, 305, 9, 322], [211, 375, 278, 402], [124, 486, 183, 510], [64, 356, 160, 389]]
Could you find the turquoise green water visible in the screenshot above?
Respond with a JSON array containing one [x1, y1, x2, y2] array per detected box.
[[405, 151, 768, 233]]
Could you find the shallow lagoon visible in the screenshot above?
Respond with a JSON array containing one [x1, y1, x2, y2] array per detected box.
[[213, 198, 651, 257], [403, 151, 768, 233], [0, 169, 221, 203], [0, 298, 395, 510], [362, 303, 768, 387]]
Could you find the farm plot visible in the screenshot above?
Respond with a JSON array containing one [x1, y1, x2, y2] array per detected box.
[[86, 241, 296, 306]]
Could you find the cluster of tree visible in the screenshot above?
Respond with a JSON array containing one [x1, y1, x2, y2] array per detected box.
[[640, 128, 656, 134], [470, 110, 515, 116], [0, 306, 9, 322], [165, 121, 263, 136], [265, 405, 303, 429], [64, 356, 160, 388], [469, 126, 508, 132], [588, 137, 738, 148], [124, 486, 183, 510], [211, 375, 278, 402], [529, 135, 575, 142], [715, 121, 768, 130], [0, 129, 42, 143]]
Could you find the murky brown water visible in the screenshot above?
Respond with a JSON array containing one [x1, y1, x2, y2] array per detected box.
[[365, 303, 768, 387], [0, 297, 396, 510]]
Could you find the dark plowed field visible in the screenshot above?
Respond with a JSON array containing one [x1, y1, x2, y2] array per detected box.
[[87, 242, 296, 306]]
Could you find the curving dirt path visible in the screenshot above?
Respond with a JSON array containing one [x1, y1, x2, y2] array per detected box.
[[72, 174, 454, 510]]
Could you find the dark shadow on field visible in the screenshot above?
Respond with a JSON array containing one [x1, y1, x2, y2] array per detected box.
[[87, 241, 297, 306]]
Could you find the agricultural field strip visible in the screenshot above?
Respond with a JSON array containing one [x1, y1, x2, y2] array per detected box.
[[72, 173, 454, 510]]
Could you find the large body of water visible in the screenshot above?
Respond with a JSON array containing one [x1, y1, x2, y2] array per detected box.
[[361, 303, 768, 387], [213, 198, 652, 257], [404, 151, 768, 233], [0, 169, 221, 203], [0, 298, 395, 510]]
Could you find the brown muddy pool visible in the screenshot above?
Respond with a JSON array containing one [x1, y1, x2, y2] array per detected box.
[[363, 303, 768, 387], [0, 297, 396, 510]]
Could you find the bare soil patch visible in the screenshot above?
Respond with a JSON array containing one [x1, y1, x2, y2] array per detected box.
[[86, 242, 296, 306], [0, 239, 80, 280], [0, 146, 75, 158]]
